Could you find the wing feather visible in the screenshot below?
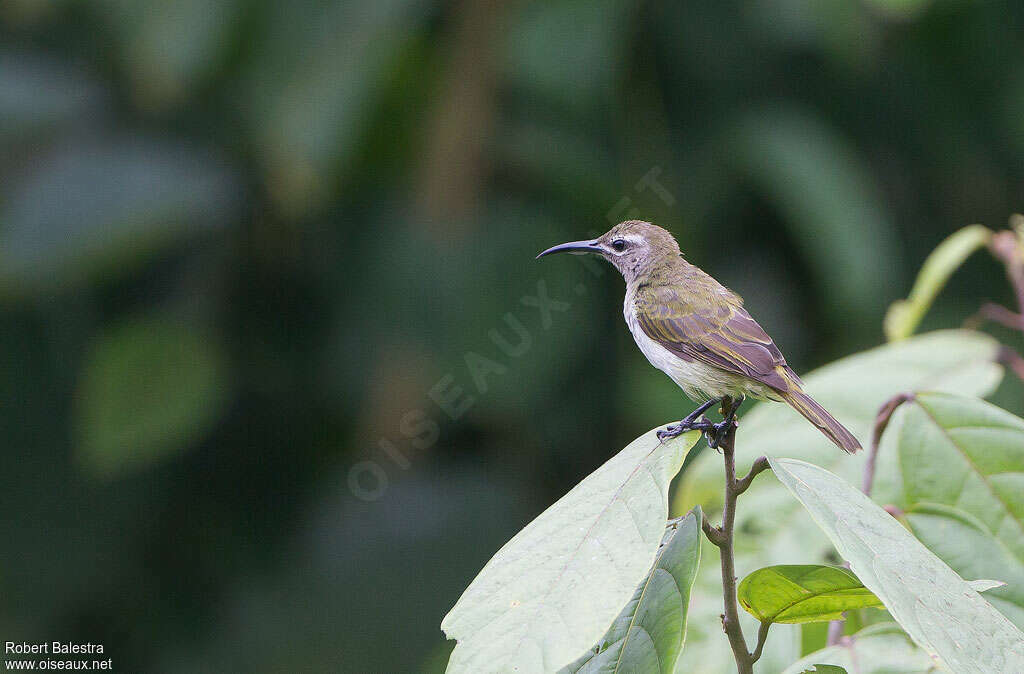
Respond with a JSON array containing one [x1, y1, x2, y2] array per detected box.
[[635, 285, 795, 392]]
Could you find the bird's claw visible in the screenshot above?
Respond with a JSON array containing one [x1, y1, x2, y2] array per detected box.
[[659, 416, 717, 444], [657, 424, 685, 442], [661, 397, 742, 447], [704, 416, 737, 450]]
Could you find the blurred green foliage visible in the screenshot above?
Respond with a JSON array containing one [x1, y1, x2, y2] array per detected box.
[[1, 0, 1023, 671]]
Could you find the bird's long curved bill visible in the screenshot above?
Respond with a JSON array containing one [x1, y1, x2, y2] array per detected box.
[[536, 240, 602, 259]]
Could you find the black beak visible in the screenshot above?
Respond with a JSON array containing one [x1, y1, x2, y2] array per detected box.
[[536, 240, 602, 259]]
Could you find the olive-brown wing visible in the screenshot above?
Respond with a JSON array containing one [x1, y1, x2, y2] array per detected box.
[[636, 289, 794, 393]]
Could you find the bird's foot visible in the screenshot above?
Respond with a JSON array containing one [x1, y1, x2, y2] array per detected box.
[[704, 416, 738, 450], [658, 398, 724, 443], [658, 417, 716, 443], [704, 395, 744, 450], [657, 424, 685, 442]]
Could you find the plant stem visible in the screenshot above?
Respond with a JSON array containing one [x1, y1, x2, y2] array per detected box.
[[962, 224, 1024, 385], [968, 302, 1024, 331], [989, 229, 1024, 318], [700, 396, 771, 673], [998, 345, 1024, 381], [750, 621, 771, 663], [826, 617, 845, 647], [860, 392, 915, 496]]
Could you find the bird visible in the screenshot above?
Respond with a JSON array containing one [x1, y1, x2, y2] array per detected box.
[[537, 220, 861, 453]]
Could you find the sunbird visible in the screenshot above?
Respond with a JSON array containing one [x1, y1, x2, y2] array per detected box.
[[537, 220, 861, 453]]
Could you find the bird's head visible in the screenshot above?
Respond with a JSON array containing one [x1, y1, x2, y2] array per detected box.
[[536, 220, 681, 283]]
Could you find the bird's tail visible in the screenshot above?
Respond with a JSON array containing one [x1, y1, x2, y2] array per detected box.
[[779, 389, 861, 454]]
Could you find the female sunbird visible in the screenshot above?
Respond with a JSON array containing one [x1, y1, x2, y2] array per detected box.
[[538, 220, 861, 453]]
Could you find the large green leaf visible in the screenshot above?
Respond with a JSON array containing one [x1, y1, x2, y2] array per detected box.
[[442, 429, 700, 673], [782, 623, 933, 674], [771, 457, 1024, 673], [738, 565, 883, 624], [561, 509, 702, 674], [871, 392, 1024, 629], [674, 330, 1003, 673]]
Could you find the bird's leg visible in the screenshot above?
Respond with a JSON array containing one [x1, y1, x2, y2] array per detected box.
[[657, 398, 721, 441], [706, 396, 745, 449]]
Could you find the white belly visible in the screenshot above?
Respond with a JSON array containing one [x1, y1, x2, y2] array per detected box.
[[623, 301, 776, 401]]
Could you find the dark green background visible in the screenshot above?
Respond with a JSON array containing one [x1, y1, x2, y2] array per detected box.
[[1, 1, 1022, 671]]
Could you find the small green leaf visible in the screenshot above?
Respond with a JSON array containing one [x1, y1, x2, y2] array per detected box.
[[799, 666, 848, 674], [75, 316, 228, 478], [737, 569, 1001, 630], [883, 224, 992, 341], [770, 457, 1024, 672], [738, 565, 884, 624], [560, 509, 702, 673], [442, 428, 700, 673]]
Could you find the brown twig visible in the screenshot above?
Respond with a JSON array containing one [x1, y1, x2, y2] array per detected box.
[[750, 621, 771, 663], [989, 230, 1024, 317], [861, 392, 915, 496], [965, 302, 1024, 331], [965, 222, 1024, 382], [997, 345, 1024, 382], [701, 397, 771, 673], [826, 616, 845, 647], [736, 456, 771, 495]]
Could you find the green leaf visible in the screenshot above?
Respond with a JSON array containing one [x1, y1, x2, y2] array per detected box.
[[441, 428, 700, 673], [799, 666, 848, 674], [559, 509, 702, 674], [75, 316, 228, 478], [737, 565, 1001, 628], [884, 224, 992, 341], [674, 330, 1004, 672], [782, 623, 934, 674], [770, 457, 1024, 672], [872, 392, 1024, 629], [738, 565, 884, 624]]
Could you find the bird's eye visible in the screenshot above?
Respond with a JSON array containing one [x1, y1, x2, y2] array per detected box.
[[611, 239, 627, 252]]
